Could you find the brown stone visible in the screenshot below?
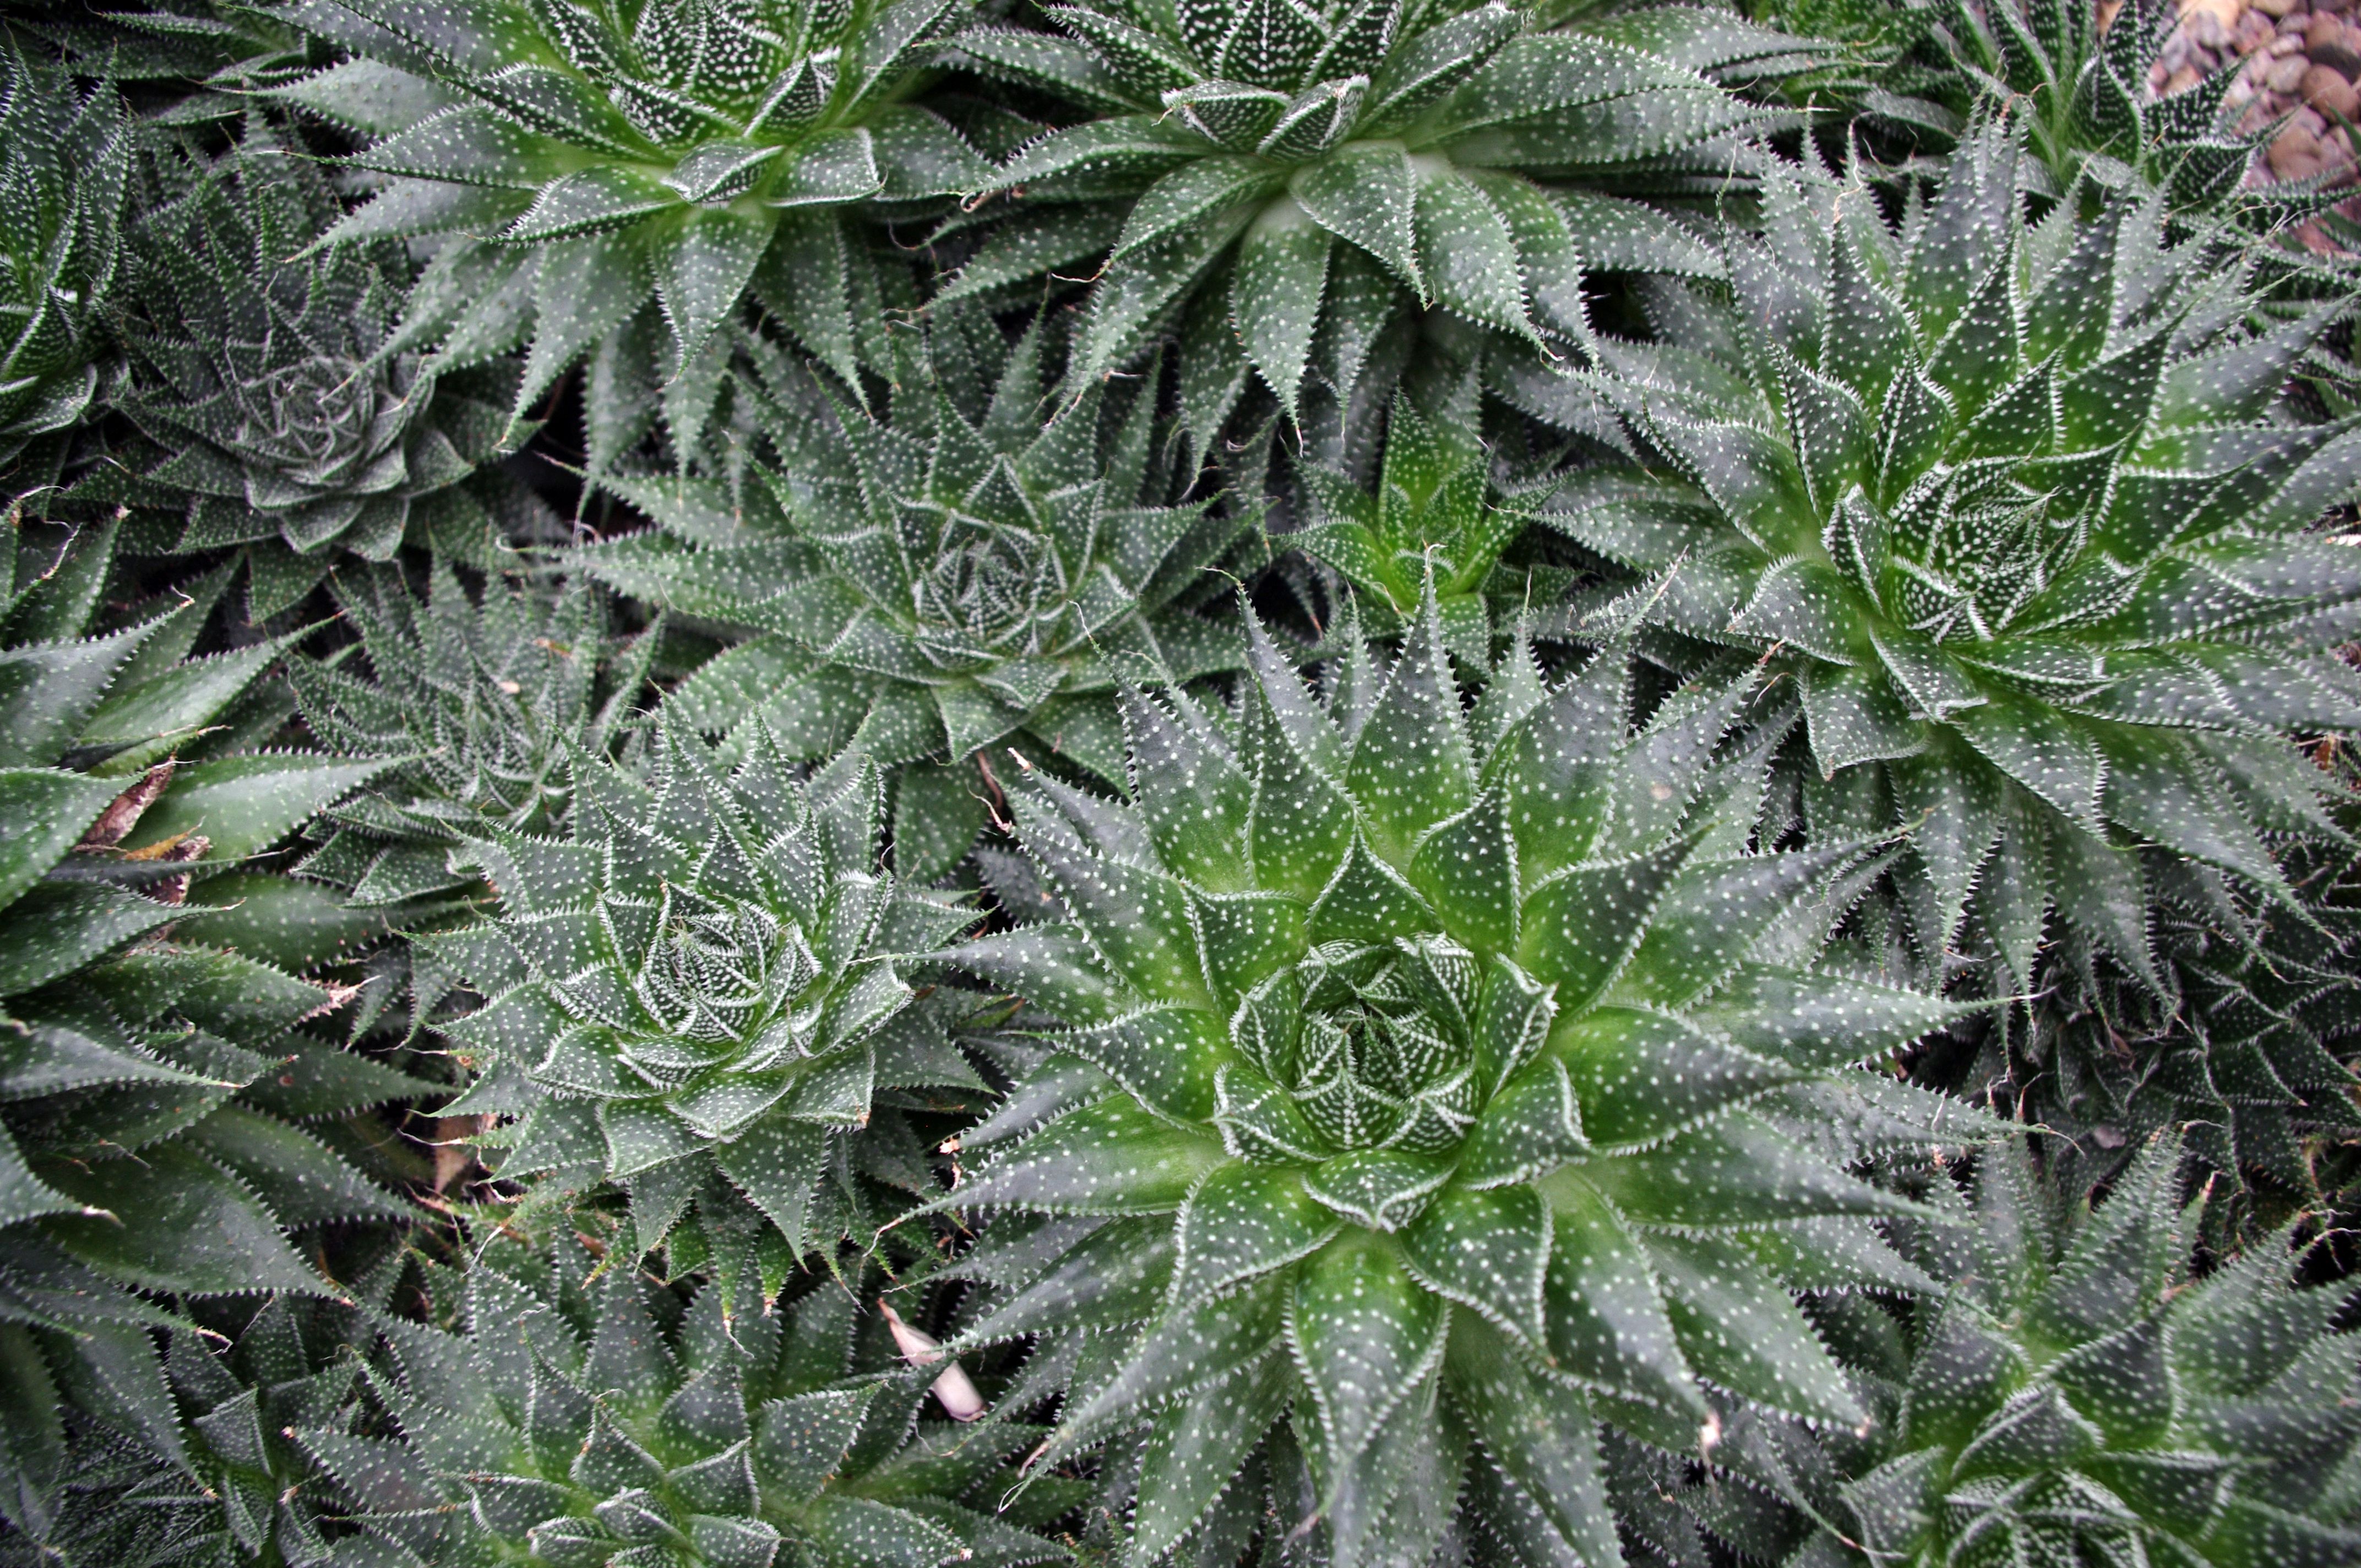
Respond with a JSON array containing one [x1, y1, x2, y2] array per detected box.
[[2271, 52, 2313, 86], [2256, 0, 2304, 19], [2272, 122, 2329, 176], [2304, 61, 2360, 115], [2315, 27, 2361, 67], [2167, 63, 2206, 90], [2310, 10, 2347, 45]]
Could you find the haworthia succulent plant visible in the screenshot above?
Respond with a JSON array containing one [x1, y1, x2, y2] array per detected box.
[[3, 8, 2361, 1567], [1783, 1134, 2361, 1567], [1737, 0, 1968, 154], [88, 123, 528, 622], [426, 716, 982, 1272], [944, 0, 1794, 436], [0, 516, 443, 1552], [326, 1229, 1068, 1567], [288, 558, 657, 909], [0, 45, 127, 478], [934, 585, 1981, 1567], [19, 0, 328, 124], [1293, 374, 1551, 666], [1997, 834, 2361, 1233], [589, 312, 1258, 801], [285, 0, 990, 455], [0, 937, 441, 1557], [0, 511, 406, 1007], [4, 1278, 425, 1568], [1565, 127, 2361, 989], [1947, 0, 2281, 216]]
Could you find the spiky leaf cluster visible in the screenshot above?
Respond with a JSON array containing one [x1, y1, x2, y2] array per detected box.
[[17, 1, 327, 124], [593, 313, 1256, 792], [1988, 837, 2361, 1231], [937, 589, 1978, 1567], [159, 1287, 418, 1565], [2, 1283, 419, 1568], [1565, 129, 2361, 986], [946, 0, 1791, 431], [428, 718, 979, 1260], [289, 558, 655, 908], [1783, 1135, 2361, 1567], [287, 0, 988, 451], [1736, 0, 1970, 154], [0, 515, 484, 1551], [338, 1233, 1065, 1568], [1950, 0, 2280, 216], [1296, 377, 1544, 664], [0, 47, 127, 476], [95, 128, 519, 620], [8, 7, 2361, 1568]]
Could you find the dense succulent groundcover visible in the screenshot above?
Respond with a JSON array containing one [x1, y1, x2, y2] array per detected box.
[[1, 0, 2360, 1565]]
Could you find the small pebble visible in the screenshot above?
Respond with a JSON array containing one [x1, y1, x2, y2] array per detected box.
[[2256, 0, 2305, 20], [2271, 52, 2313, 86], [2272, 122, 2327, 175], [2304, 61, 2359, 114]]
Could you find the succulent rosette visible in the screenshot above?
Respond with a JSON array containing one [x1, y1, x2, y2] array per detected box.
[[428, 717, 981, 1260], [285, 0, 991, 451], [100, 129, 523, 618], [1294, 376, 1552, 665], [943, 0, 1798, 434], [1562, 127, 2361, 987], [1912, 810, 2361, 1251], [590, 311, 1256, 793], [933, 589, 1977, 1566], [289, 558, 656, 907], [0, 514, 443, 1559], [319, 1233, 1067, 1568], [1951, 0, 2286, 216], [0, 46, 127, 478], [1788, 1135, 2361, 1568]]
